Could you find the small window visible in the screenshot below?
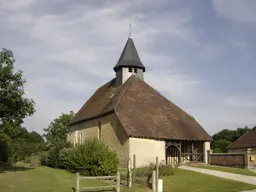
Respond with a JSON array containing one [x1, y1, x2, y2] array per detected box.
[[134, 68, 137, 73], [128, 67, 132, 72], [98, 122, 102, 139]]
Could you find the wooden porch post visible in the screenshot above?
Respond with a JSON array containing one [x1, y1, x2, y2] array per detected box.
[[191, 141, 194, 162], [179, 142, 182, 164]]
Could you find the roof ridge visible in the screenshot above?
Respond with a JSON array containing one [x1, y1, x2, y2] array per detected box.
[[114, 75, 135, 111], [228, 130, 250, 149], [100, 80, 127, 113]]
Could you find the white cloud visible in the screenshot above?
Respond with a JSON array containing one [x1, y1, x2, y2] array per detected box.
[[0, 0, 201, 134], [1, 0, 255, 136], [212, 0, 256, 23], [0, 0, 38, 11]]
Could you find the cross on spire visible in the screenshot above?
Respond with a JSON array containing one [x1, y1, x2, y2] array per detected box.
[[129, 23, 132, 37]]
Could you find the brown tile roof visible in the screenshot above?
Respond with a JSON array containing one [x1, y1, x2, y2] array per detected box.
[[71, 76, 211, 141], [228, 130, 256, 149]]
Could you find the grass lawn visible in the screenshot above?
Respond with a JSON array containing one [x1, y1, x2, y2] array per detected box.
[[162, 168, 256, 192], [190, 164, 256, 176], [0, 163, 255, 192]]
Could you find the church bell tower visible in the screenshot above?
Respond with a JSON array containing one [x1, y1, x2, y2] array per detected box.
[[114, 37, 146, 87]]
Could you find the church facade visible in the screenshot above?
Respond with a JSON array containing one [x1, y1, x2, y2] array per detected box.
[[68, 37, 212, 167]]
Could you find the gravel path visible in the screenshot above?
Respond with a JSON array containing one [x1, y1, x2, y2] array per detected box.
[[179, 166, 256, 185]]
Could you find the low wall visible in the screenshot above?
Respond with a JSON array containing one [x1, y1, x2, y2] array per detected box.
[[208, 151, 256, 169], [209, 153, 245, 167]]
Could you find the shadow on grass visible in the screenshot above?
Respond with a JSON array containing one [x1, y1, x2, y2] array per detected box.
[[0, 163, 33, 173]]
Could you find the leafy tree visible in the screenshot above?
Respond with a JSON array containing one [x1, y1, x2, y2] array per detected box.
[[43, 111, 75, 148], [0, 132, 12, 162], [212, 139, 231, 153], [11, 127, 45, 162], [0, 49, 35, 134]]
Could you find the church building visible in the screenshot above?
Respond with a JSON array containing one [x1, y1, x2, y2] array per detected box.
[[68, 36, 212, 167]]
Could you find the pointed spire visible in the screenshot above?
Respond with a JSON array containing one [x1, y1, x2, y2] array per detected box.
[[113, 37, 146, 72]]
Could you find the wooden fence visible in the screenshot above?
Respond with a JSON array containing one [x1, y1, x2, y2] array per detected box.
[[76, 172, 120, 192]]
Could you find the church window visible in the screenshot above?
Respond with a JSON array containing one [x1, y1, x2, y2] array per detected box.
[[134, 68, 137, 73], [98, 121, 102, 139], [128, 67, 132, 72]]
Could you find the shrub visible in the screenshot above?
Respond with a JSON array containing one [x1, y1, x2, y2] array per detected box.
[[46, 141, 67, 168], [40, 151, 48, 166], [58, 148, 71, 169], [47, 146, 59, 168], [136, 163, 175, 178], [67, 138, 118, 176]]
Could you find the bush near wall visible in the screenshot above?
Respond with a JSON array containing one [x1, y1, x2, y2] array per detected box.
[[136, 163, 175, 178], [67, 138, 118, 176]]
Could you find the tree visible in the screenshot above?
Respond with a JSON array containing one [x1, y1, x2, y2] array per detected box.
[[11, 127, 45, 162], [43, 111, 75, 148], [0, 49, 35, 134], [212, 139, 231, 153], [0, 132, 12, 162]]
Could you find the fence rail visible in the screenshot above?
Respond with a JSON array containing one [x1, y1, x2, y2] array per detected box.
[[76, 172, 120, 192]]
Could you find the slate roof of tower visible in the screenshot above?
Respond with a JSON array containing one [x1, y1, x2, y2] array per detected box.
[[228, 130, 256, 149], [113, 37, 146, 72], [71, 76, 212, 141]]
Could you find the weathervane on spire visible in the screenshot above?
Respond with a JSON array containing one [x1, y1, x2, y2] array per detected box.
[[129, 23, 132, 37]]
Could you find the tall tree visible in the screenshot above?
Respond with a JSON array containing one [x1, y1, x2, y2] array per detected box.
[[0, 49, 35, 135], [43, 111, 75, 148]]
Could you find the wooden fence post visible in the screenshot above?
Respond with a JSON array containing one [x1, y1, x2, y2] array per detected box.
[[156, 157, 159, 192], [152, 170, 156, 192], [76, 173, 80, 192], [116, 172, 120, 192], [132, 154, 136, 185]]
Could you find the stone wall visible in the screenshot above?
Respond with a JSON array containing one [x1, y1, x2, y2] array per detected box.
[[209, 153, 245, 167], [69, 113, 129, 167], [208, 149, 256, 169]]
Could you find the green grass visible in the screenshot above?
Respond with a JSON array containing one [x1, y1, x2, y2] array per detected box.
[[0, 163, 255, 192], [190, 164, 256, 176], [162, 168, 256, 192], [0, 163, 147, 192]]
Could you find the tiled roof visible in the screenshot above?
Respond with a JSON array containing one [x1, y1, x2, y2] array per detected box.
[[71, 76, 211, 141], [228, 130, 256, 149]]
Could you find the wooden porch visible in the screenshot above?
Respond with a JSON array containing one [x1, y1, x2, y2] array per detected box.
[[166, 140, 204, 166]]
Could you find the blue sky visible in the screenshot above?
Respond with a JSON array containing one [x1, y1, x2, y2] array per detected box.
[[0, 0, 255, 135]]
